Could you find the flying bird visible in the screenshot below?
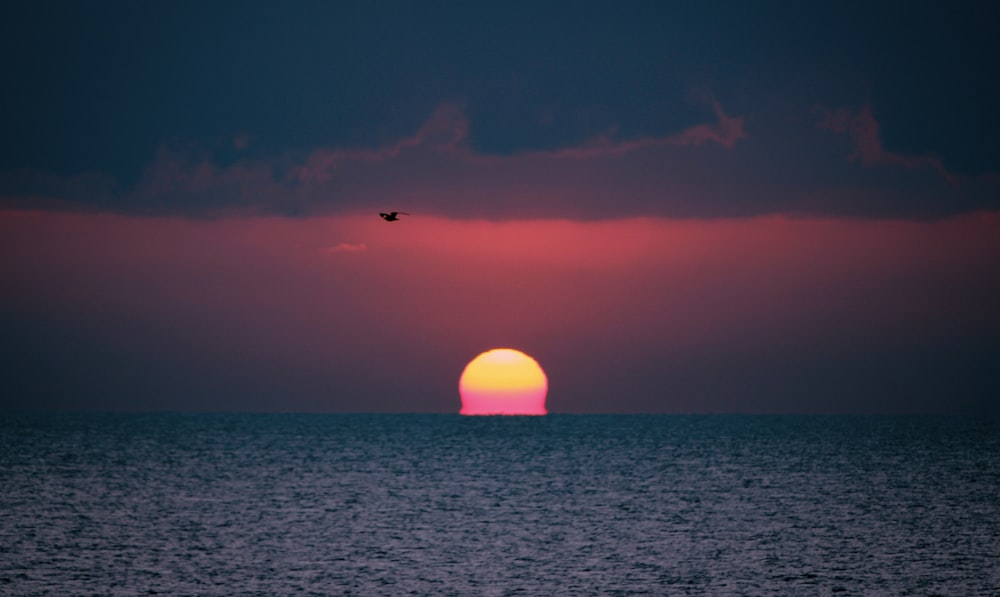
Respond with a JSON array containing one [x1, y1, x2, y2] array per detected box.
[[379, 211, 409, 221]]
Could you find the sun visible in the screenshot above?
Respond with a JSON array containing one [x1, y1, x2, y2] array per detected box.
[[459, 348, 548, 415]]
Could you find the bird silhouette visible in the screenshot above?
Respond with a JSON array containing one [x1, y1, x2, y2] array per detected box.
[[379, 211, 409, 221]]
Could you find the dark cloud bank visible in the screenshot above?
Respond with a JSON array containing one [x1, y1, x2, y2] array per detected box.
[[3, 101, 998, 220]]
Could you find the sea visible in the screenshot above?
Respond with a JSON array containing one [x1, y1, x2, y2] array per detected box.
[[1, 414, 997, 596]]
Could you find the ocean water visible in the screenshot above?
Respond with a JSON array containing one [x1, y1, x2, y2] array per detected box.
[[1, 414, 997, 596]]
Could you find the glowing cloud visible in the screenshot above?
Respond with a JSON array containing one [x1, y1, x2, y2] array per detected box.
[[459, 348, 548, 415], [322, 242, 368, 253], [817, 104, 959, 184]]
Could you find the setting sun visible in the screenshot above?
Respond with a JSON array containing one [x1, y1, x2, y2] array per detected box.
[[459, 348, 548, 415]]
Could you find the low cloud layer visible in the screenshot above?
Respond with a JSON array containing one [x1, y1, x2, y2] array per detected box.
[[3, 102, 997, 220]]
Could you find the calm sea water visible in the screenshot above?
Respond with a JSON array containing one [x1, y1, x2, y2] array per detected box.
[[1, 414, 997, 595]]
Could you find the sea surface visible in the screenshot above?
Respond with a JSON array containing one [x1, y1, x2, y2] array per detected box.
[[1, 414, 997, 595]]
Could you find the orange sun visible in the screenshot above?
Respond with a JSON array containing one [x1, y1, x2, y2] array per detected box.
[[459, 348, 548, 415]]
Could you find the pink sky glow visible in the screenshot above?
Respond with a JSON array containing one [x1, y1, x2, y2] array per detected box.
[[3, 209, 998, 413]]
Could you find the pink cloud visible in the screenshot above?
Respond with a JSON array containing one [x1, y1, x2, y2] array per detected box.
[[664, 100, 747, 149], [485, 100, 747, 161], [322, 242, 368, 253], [817, 104, 959, 184], [295, 100, 746, 183], [512, 101, 747, 159], [296, 103, 469, 184]]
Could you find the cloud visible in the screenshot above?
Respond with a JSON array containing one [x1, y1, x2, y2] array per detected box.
[[0, 169, 118, 212], [322, 242, 368, 253], [817, 104, 960, 184], [295, 101, 744, 181], [665, 100, 748, 149], [134, 144, 292, 216], [508, 100, 746, 160], [4, 100, 998, 221], [233, 134, 252, 150], [297, 103, 469, 184]]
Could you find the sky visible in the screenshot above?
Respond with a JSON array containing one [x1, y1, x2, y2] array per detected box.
[[2, 1, 999, 414]]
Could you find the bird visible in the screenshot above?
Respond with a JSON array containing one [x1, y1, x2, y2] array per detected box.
[[379, 211, 409, 221]]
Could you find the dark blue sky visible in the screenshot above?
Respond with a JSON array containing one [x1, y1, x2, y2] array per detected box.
[[3, 1, 998, 215]]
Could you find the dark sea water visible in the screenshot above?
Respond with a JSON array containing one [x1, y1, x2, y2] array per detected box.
[[1, 414, 997, 596]]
